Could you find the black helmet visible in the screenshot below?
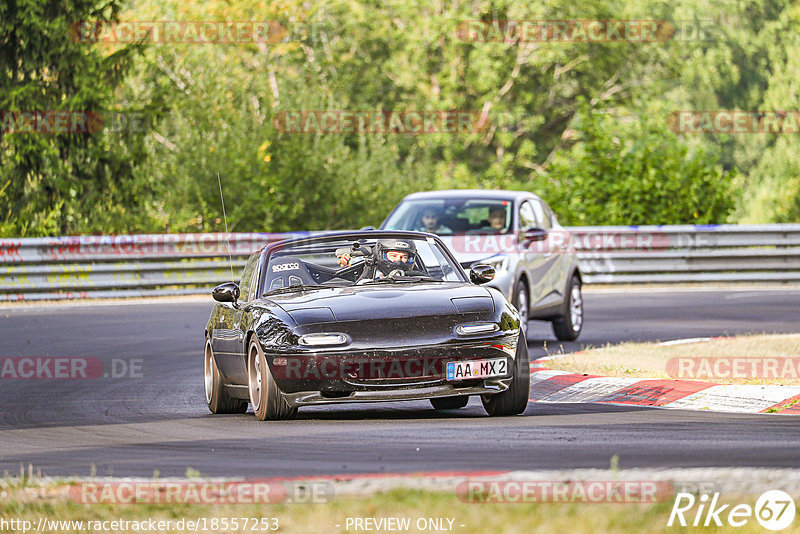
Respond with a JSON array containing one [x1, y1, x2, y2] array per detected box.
[[374, 239, 417, 274]]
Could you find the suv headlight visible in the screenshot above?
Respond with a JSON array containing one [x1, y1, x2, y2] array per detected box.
[[475, 255, 507, 273]]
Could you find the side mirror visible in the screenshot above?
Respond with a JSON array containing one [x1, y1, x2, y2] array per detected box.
[[469, 264, 496, 285], [523, 228, 548, 243], [212, 282, 240, 303]]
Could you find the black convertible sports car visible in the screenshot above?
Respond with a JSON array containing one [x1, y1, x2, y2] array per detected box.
[[204, 230, 530, 420]]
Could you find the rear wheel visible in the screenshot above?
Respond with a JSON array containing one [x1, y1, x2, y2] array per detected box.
[[204, 337, 247, 414], [481, 331, 530, 416], [248, 337, 297, 421], [552, 275, 583, 341], [430, 396, 469, 410]]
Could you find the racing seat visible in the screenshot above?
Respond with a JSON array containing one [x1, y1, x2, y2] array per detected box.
[[265, 256, 316, 292]]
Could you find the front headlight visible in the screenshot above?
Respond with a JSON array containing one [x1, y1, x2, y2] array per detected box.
[[297, 333, 350, 346], [456, 322, 500, 336], [475, 255, 507, 273]]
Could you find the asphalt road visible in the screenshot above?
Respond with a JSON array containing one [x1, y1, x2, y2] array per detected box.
[[1, 288, 799, 478]]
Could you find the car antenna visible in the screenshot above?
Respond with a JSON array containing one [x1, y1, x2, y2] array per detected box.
[[217, 172, 235, 284]]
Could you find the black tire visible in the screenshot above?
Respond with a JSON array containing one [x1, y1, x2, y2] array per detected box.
[[512, 279, 529, 327], [248, 337, 297, 421], [430, 396, 469, 410], [481, 331, 530, 416], [204, 337, 248, 414], [552, 274, 583, 341]]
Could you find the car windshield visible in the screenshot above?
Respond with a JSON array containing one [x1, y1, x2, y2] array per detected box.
[[382, 198, 513, 235], [260, 234, 467, 295]]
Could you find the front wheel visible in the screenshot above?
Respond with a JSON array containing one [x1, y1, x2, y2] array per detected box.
[[204, 337, 247, 414], [481, 331, 530, 416], [248, 338, 297, 421], [430, 396, 469, 410], [552, 275, 583, 341]]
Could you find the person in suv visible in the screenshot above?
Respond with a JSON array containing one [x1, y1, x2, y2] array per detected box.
[[415, 208, 453, 235]]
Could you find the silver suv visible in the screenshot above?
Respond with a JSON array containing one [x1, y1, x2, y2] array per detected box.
[[381, 190, 583, 341]]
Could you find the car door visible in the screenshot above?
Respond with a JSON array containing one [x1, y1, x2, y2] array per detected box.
[[517, 200, 550, 308], [211, 253, 258, 381], [528, 198, 565, 308]]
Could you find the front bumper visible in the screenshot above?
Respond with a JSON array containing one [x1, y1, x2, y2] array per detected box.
[[266, 334, 519, 403], [282, 379, 510, 407]]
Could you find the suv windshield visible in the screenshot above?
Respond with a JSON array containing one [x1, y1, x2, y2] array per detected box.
[[260, 234, 466, 295], [382, 198, 513, 235]]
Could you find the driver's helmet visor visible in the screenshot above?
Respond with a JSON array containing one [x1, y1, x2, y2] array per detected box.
[[383, 250, 414, 265]]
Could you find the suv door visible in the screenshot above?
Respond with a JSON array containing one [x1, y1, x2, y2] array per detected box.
[[518, 200, 550, 310], [528, 198, 567, 310]]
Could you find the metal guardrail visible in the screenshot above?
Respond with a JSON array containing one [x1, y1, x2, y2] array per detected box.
[[1, 225, 799, 301], [570, 224, 800, 284], [0, 233, 304, 301]]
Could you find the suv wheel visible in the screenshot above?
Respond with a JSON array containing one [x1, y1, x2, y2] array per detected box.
[[512, 279, 529, 327], [552, 275, 583, 341]]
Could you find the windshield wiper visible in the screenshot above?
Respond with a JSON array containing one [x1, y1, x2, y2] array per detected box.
[[358, 278, 399, 285], [359, 276, 445, 285], [265, 284, 335, 296]]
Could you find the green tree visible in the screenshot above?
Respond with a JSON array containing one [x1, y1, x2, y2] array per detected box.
[[6, 0, 789, 236], [0, 0, 155, 236]]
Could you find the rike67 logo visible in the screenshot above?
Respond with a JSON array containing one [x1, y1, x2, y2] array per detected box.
[[668, 490, 796, 531]]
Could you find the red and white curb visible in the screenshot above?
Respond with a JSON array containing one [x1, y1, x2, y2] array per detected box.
[[529, 367, 800, 415]]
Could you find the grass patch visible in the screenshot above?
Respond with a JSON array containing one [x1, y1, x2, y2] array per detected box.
[[765, 397, 800, 413], [543, 333, 800, 385], [0, 482, 780, 533]]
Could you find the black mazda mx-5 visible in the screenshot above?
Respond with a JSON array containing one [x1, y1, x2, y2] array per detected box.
[[204, 230, 529, 420]]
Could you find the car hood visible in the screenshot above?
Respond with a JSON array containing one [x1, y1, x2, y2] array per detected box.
[[267, 283, 494, 324]]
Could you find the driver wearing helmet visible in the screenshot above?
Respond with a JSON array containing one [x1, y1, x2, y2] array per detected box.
[[373, 239, 417, 278], [336, 239, 423, 280]]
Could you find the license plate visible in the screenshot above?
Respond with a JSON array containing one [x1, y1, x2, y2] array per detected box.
[[446, 358, 507, 381]]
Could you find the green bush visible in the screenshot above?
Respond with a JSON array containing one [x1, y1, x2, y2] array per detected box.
[[532, 103, 737, 226]]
